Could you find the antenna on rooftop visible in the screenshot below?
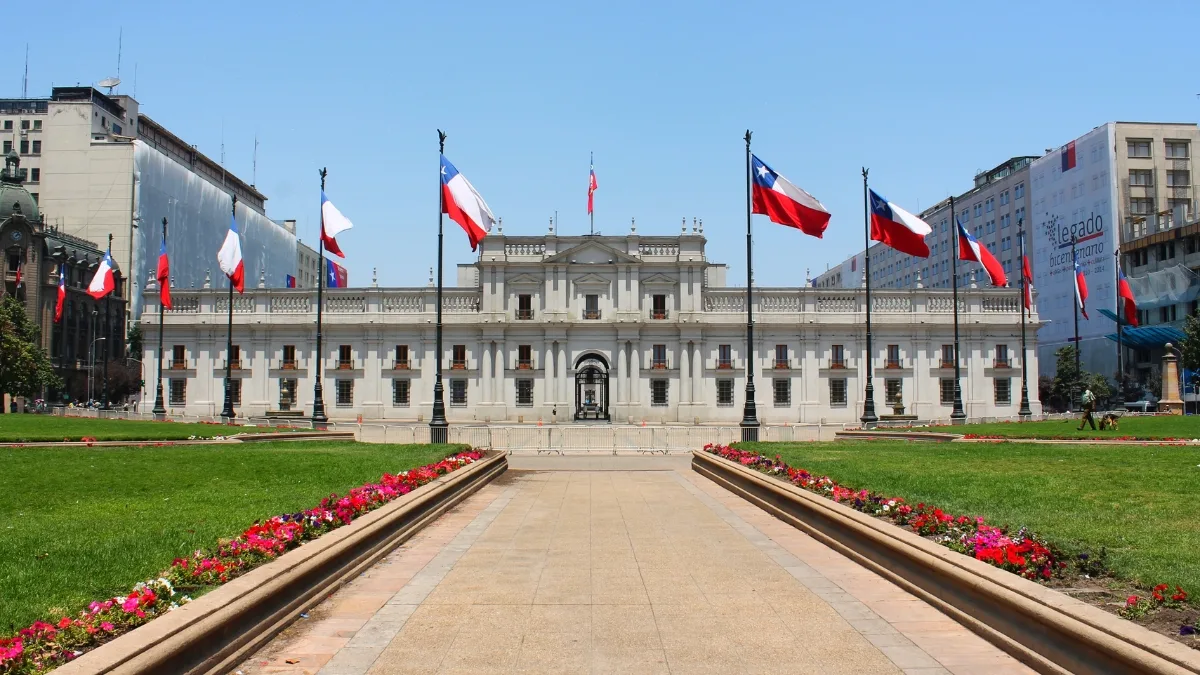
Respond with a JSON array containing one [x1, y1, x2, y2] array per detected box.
[[98, 77, 121, 94], [116, 28, 122, 86], [23, 44, 29, 97], [252, 134, 258, 188]]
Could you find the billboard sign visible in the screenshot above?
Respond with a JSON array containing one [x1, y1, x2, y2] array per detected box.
[[1030, 123, 1118, 349]]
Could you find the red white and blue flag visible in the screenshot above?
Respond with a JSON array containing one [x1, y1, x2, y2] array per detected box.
[[1022, 254, 1034, 310], [1073, 251, 1088, 320], [1118, 263, 1138, 327], [285, 274, 296, 288], [441, 155, 495, 251], [869, 189, 931, 257], [587, 155, 598, 215], [13, 262, 21, 289], [750, 155, 830, 237], [217, 213, 245, 293], [157, 238, 172, 310], [1061, 141, 1077, 172], [325, 259, 348, 288], [55, 264, 66, 323], [320, 192, 354, 258], [87, 248, 116, 299], [956, 217, 1006, 287]]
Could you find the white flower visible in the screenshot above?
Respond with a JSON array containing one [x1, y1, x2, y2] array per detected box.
[[882, 505, 890, 512]]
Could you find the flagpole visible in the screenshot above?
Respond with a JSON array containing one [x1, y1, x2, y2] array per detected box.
[[740, 130, 759, 442], [152, 216, 168, 419], [860, 168, 877, 426], [950, 196, 966, 422], [56, 263, 66, 403], [102, 232, 111, 411], [430, 130, 449, 444], [1017, 223, 1032, 418], [221, 196, 237, 421], [1115, 247, 1124, 409], [1071, 235, 1080, 412], [311, 169, 329, 429], [589, 151, 594, 236]]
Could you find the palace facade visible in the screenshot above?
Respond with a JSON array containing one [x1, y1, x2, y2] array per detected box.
[[140, 230, 1041, 423]]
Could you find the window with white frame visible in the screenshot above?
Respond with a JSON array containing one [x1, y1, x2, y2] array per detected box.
[[650, 379, 669, 406], [169, 379, 186, 405], [829, 378, 847, 406], [885, 378, 902, 405], [336, 380, 353, 407], [994, 378, 1011, 405], [393, 379, 410, 407], [515, 379, 534, 407], [940, 378, 955, 404], [716, 379, 734, 406], [773, 378, 790, 406], [450, 380, 467, 406]]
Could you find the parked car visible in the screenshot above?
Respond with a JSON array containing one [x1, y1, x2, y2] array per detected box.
[[1124, 393, 1158, 413]]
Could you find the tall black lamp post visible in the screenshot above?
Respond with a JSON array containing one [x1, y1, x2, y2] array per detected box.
[[152, 217, 168, 419], [739, 130, 759, 442], [429, 131, 449, 444]]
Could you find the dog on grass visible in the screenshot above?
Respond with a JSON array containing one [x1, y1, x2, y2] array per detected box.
[[1098, 413, 1120, 432]]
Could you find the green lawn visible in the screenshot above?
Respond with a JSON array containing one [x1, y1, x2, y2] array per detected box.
[[739, 441, 1200, 597], [0, 414, 297, 442], [0, 441, 464, 630], [910, 415, 1200, 440]]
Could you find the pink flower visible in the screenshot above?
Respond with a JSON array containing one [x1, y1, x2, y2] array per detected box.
[[100, 622, 114, 632], [121, 595, 139, 613]]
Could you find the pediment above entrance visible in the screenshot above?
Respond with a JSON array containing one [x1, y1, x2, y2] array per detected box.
[[544, 241, 639, 265], [506, 273, 543, 286], [640, 273, 677, 286], [571, 273, 612, 288]]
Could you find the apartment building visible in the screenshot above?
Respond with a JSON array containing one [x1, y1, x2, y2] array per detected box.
[[0, 87, 298, 320]]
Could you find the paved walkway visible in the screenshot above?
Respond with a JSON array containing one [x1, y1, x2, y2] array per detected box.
[[238, 459, 1034, 675]]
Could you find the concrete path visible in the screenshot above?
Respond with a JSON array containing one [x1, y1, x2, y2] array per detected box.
[[238, 459, 1034, 675]]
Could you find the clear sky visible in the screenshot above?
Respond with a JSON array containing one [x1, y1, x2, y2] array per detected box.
[[12, 0, 1200, 287]]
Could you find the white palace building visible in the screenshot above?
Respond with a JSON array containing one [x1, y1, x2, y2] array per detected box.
[[141, 227, 1042, 423]]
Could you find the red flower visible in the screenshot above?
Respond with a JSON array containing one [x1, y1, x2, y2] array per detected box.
[[1172, 586, 1188, 602], [1126, 595, 1139, 607], [57, 617, 71, 629]]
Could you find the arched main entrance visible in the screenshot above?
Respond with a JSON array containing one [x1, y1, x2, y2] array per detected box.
[[574, 353, 610, 421]]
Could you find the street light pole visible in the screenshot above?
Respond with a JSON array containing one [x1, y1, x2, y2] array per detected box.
[[152, 217, 168, 419], [1017, 224, 1033, 418], [430, 131, 449, 444]]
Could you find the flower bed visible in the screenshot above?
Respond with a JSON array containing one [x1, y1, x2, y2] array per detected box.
[[704, 444, 1066, 581], [0, 449, 484, 674], [703, 443, 1196, 645]]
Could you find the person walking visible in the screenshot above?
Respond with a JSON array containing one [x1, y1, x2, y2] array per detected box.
[[1077, 387, 1096, 431]]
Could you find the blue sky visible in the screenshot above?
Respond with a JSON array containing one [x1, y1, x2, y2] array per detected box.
[[13, 0, 1200, 287]]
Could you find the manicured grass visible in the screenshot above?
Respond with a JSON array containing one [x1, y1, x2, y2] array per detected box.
[[0, 414, 296, 442], [0, 441, 464, 630], [739, 440, 1200, 597], [911, 415, 1200, 440]]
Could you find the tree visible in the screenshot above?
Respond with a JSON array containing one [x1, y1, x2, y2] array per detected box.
[[1051, 345, 1082, 408], [0, 297, 62, 402], [127, 324, 143, 358], [1181, 313, 1200, 373]]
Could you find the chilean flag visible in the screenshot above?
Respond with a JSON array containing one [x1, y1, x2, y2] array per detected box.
[[87, 248, 116, 299], [441, 155, 495, 251], [587, 156, 598, 215], [157, 239, 172, 310], [956, 217, 1006, 287], [13, 262, 21, 289], [285, 274, 296, 288], [750, 155, 831, 237], [320, 192, 354, 258], [54, 264, 66, 323], [1118, 264, 1138, 327], [217, 213, 245, 293], [1022, 255, 1034, 310], [869, 189, 931, 257], [1073, 251, 1088, 320], [325, 258, 348, 288]]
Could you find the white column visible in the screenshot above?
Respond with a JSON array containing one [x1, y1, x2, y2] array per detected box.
[[692, 341, 702, 403], [679, 339, 691, 405], [616, 341, 627, 404], [630, 341, 641, 404], [558, 342, 568, 405], [481, 341, 492, 405], [495, 338, 506, 406], [544, 338, 555, 406]]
